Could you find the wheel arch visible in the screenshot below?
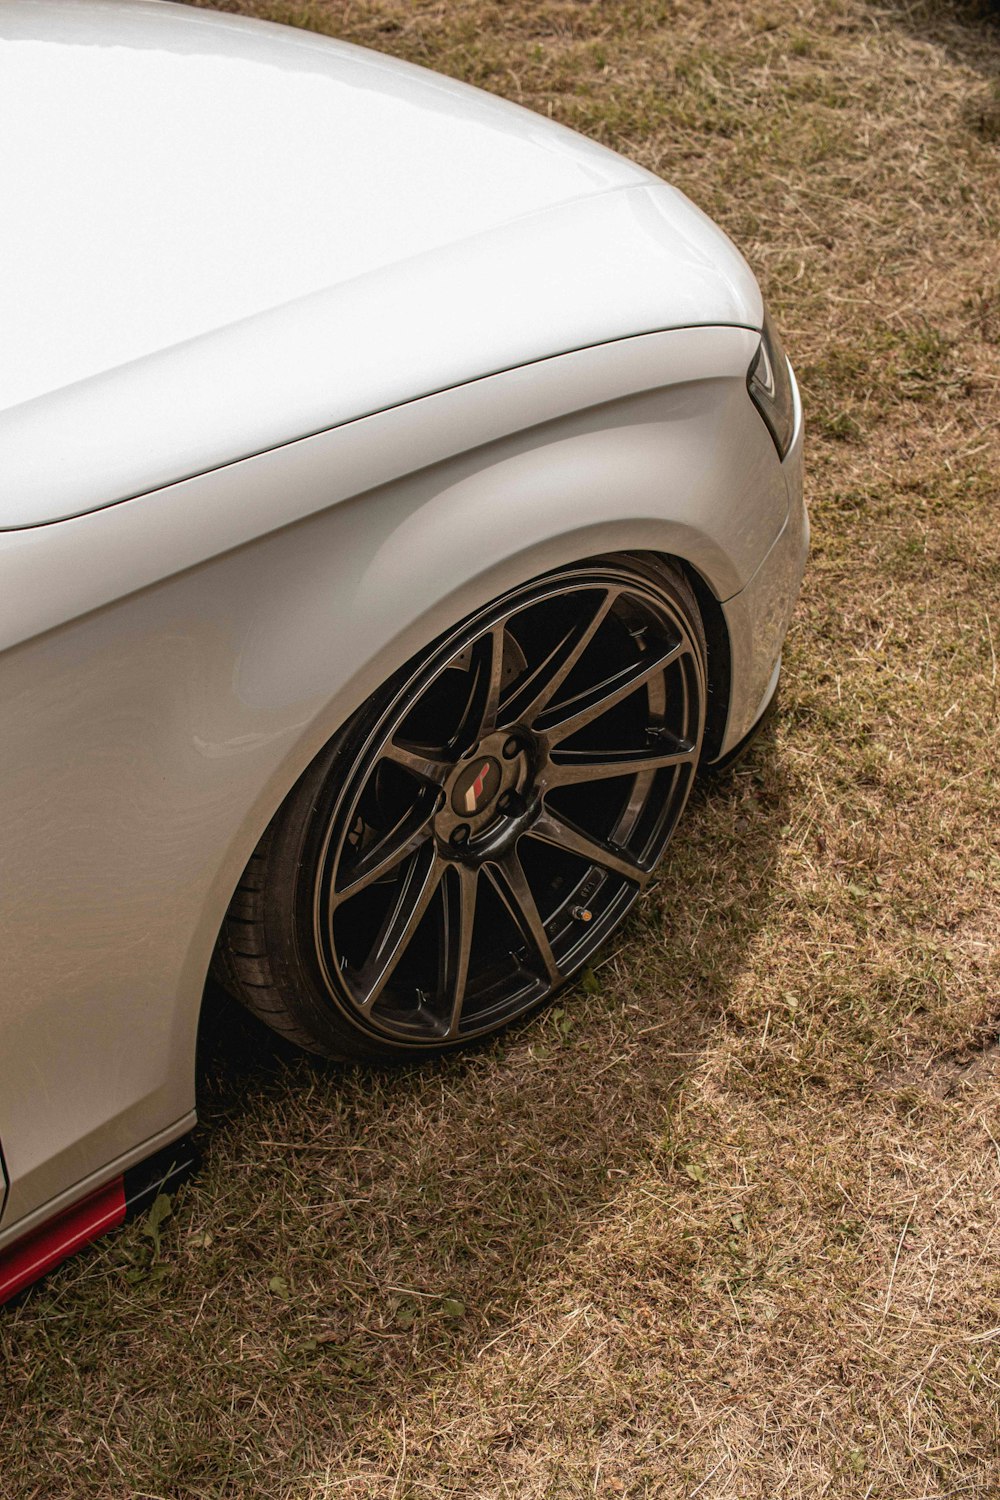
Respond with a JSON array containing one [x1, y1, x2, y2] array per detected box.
[[666, 556, 732, 764], [192, 535, 736, 984]]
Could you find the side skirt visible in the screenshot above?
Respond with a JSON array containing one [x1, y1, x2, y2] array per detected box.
[[0, 1136, 199, 1306]]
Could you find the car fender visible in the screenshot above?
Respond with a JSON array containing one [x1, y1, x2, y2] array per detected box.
[[0, 326, 785, 1241]]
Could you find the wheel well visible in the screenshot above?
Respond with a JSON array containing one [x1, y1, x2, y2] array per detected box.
[[650, 553, 732, 764]]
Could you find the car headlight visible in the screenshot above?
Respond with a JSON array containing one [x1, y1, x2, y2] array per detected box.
[[747, 307, 796, 459]]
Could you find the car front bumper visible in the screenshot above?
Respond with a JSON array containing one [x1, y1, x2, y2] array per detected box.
[[715, 364, 807, 760]]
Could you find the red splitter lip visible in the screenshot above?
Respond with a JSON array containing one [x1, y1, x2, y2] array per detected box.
[[0, 1178, 126, 1305]]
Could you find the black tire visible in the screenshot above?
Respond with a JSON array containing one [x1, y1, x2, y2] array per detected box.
[[212, 554, 707, 1060]]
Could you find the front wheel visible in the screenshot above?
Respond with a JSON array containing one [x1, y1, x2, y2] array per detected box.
[[213, 555, 707, 1060]]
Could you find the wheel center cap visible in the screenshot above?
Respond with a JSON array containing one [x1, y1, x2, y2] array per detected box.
[[451, 755, 502, 817]]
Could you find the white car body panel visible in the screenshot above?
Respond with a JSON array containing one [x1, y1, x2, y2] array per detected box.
[[0, 0, 645, 413], [0, 1, 806, 1255], [0, 0, 759, 527]]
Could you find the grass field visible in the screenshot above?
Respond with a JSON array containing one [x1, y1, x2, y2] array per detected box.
[[2, 1, 998, 1495]]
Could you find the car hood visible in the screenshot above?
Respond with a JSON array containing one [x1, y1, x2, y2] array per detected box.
[[0, 0, 761, 528]]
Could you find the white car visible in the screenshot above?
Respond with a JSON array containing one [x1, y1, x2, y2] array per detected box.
[[0, 0, 806, 1300]]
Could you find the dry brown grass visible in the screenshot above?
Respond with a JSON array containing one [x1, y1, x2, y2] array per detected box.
[[2, 1, 998, 1495]]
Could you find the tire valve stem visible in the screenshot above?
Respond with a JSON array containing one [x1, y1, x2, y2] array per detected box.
[[572, 906, 593, 923]]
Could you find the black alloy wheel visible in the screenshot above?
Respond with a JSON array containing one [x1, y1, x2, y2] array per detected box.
[[214, 556, 707, 1059]]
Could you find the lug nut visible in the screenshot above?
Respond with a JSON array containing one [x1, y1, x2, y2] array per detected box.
[[451, 824, 471, 846], [502, 736, 521, 760], [497, 790, 515, 814]]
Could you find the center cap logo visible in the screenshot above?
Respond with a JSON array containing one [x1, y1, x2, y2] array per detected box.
[[452, 756, 502, 816]]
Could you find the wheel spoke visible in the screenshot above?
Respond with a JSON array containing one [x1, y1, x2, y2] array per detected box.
[[547, 736, 697, 786], [354, 845, 445, 1013], [456, 621, 507, 749], [485, 847, 560, 985], [502, 589, 617, 728], [333, 803, 437, 904], [539, 641, 684, 743], [526, 805, 647, 884], [381, 739, 451, 787], [440, 864, 480, 1038]]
